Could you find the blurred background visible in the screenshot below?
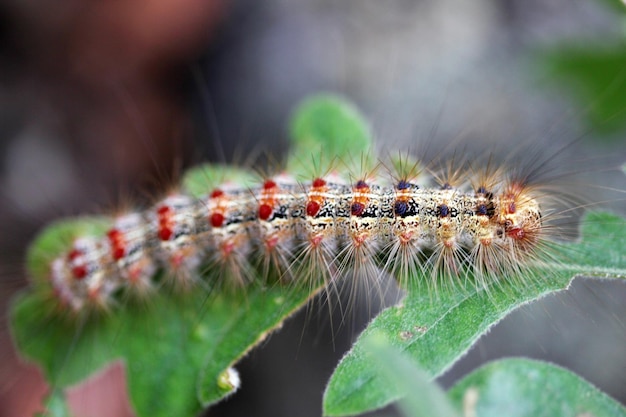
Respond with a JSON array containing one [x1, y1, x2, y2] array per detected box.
[[1, 0, 626, 416]]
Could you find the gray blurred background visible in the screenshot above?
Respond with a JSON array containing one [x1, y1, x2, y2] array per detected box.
[[1, 0, 626, 416]]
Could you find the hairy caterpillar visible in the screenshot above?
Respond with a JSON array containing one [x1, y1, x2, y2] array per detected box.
[[41, 164, 542, 315], [8, 94, 626, 417]]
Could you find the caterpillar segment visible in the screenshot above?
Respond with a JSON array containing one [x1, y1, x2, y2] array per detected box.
[[149, 194, 204, 288], [202, 186, 257, 287], [106, 212, 156, 293], [254, 177, 305, 280]]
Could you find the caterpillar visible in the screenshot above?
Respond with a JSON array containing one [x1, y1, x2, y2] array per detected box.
[[42, 164, 542, 315], [8, 95, 626, 417]]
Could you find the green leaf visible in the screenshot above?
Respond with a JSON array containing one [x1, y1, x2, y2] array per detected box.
[[323, 211, 626, 416], [26, 218, 109, 289], [11, 254, 318, 417], [182, 164, 257, 198], [287, 94, 374, 177], [363, 332, 461, 417], [536, 45, 626, 137], [448, 358, 626, 417]]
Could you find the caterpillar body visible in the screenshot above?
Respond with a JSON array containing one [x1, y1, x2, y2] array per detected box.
[[46, 168, 541, 314]]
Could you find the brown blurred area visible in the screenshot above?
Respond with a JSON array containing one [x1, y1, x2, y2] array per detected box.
[[0, 1, 225, 416], [1, 0, 225, 190]]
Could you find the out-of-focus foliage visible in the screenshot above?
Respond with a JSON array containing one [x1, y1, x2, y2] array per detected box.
[[537, 0, 626, 140]]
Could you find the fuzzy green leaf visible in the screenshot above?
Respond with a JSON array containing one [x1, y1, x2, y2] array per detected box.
[[448, 358, 626, 417], [11, 254, 318, 417], [183, 164, 257, 198], [287, 94, 374, 177], [323, 211, 626, 416]]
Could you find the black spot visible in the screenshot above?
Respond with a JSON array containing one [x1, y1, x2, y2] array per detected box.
[[476, 202, 496, 217], [441, 183, 453, 190], [394, 201, 408, 216], [437, 204, 449, 217], [355, 180, 368, 189], [273, 210, 288, 219], [397, 180, 411, 190], [351, 202, 365, 216]]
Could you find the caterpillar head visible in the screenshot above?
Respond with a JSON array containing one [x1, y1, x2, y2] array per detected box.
[[498, 183, 542, 251]]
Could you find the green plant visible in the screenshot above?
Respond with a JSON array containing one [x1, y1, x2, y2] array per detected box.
[[10, 95, 626, 417]]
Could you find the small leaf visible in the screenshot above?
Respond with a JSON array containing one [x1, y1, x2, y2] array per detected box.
[[448, 358, 626, 417], [287, 94, 374, 177], [323, 211, 626, 416], [183, 164, 257, 198]]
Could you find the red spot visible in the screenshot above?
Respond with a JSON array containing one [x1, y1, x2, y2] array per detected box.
[[88, 287, 100, 301], [72, 265, 87, 280], [68, 249, 82, 261], [259, 203, 273, 220], [263, 179, 277, 190], [265, 236, 279, 249], [399, 231, 413, 244], [353, 233, 367, 247], [351, 202, 365, 216], [508, 202, 516, 214], [221, 241, 234, 256], [310, 234, 324, 247], [107, 229, 121, 240], [171, 253, 185, 268], [507, 227, 525, 240], [112, 247, 125, 260], [157, 205, 171, 215], [159, 227, 173, 241], [312, 178, 326, 188], [210, 189, 224, 198], [157, 206, 173, 240], [210, 212, 225, 228], [107, 229, 126, 259], [306, 201, 320, 217], [128, 266, 142, 284]]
